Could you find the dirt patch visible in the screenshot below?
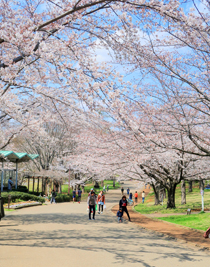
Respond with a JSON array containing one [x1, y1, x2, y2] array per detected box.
[[191, 208, 210, 212], [112, 185, 210, 250]]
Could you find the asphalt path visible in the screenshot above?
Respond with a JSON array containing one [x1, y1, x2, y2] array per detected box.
[[0, 181, 210, 267]]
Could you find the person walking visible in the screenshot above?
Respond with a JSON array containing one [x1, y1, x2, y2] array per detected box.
[[103, 185, 106, 192], [127, 188, 130, 196], [121, 187, 124, 195], [142, 191, 145, 203], [8, 177, 13, 192], [88, 188, 94, 196], [117, 208, 123, 223], [134, 191, 138, 203], [51, 189, 57, 204], [119, 195, 131, 221], [77, 188, 82, 203], [97, 190, 105, 214], [107, 185, 109, 191], [72, 188, 76, 203], [87, 191, 97, 220]]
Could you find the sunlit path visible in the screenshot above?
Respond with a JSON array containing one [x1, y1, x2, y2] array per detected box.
[[0, 181, 209, 267]]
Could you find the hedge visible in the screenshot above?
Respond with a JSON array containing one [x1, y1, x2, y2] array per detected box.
[[56, 194, 71, 203], [48, 193, 72, 203], [14, 185, 28, 193], [1, 192, 45, 204]]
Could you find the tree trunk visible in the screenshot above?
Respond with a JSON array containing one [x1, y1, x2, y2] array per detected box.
[[181, 180, 186, 205], [188, 181, 193, 192], [152, 184, 159, 205], [200, 180, 204, 190], [167, 184, 177, 209], [163, 188, 166, 199], [45, 178, 48, 196], [159, 186, 166, 203]]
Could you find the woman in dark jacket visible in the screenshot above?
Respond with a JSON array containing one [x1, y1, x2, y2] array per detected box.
[[119, 195, 131, 221]]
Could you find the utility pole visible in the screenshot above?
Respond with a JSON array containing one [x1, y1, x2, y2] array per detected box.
[[68, 166, 71, 195], [201, 189, 204, 212]]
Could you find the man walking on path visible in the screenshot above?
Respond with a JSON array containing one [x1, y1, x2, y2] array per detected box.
[[121, 187, 124, 195], [142, 191, 145, 203], [87, 191, 97, 220], [72, 188, 76, 203], [51, 189, 57, 204], [77, 188, 82, 203], [127, 188, 130, 196], [8, 177, 13, 192], [88, 188, 94, 196], [119, 195, 131, 221]]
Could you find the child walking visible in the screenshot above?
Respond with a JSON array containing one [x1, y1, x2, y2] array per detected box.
[[117, 208, 123, 223]]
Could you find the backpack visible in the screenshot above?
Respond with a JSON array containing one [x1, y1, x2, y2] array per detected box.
[[203, 227, 210, 238]]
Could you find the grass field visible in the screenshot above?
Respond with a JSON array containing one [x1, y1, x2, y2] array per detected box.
[[23, 180, 42, 192], [135, 182, 210, 215], [157, 213, 210, 231]]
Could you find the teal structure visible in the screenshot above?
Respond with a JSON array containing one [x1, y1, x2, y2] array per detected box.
[[0, 150, 39, 191]]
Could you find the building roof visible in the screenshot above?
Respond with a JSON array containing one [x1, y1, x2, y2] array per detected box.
[[0, 150, 39, 163]]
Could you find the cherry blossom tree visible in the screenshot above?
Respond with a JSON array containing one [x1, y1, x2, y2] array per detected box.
[[2, 0, 208, 149], [105, 0, 210, 157], [1, 0, 210, 208]]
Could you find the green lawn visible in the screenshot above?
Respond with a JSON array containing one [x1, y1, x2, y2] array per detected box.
[[134, 183, 210, 214], [157, 213, 210, 231]]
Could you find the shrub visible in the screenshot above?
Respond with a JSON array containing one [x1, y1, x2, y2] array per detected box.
[[55, 193, 71, 202], [47, 193, 72, 202], [14, 185, 28, 193], [63, 195, 71, 202], [28, 191, 41, 196], [1, 192, 45, 204]]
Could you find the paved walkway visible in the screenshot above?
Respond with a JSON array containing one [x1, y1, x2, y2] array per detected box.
[[0, 181, 210, 267]]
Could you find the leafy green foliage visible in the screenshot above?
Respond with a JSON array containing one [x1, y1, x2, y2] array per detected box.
[[2, 192, 45, 204], [55, 194, 71, 203], [14, 185, 28, 193], [48, 193, 72, 202]]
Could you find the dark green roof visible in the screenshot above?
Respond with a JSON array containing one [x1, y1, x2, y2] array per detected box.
[[0, 150, 39, 163]]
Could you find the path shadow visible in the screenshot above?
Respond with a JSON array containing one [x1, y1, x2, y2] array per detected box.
[[1, 181, 208, 266], [1, 212, 208, 266]]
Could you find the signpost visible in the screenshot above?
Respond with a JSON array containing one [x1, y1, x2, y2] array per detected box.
[[200, 189, 204, 212]]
